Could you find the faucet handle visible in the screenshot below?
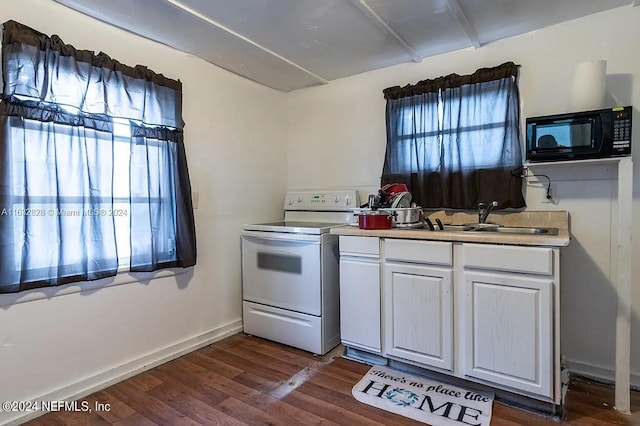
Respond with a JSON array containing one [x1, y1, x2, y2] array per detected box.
[[478, 202, 485, 209], [490, 200, 499, 207]]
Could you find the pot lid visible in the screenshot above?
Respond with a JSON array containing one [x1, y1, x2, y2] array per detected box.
[[390, 191, 412, 208]]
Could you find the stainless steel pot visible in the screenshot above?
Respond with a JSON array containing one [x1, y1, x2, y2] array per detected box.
[[381, 207, 423, 225]]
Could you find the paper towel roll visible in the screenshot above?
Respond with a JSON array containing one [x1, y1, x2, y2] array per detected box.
[[570, 60, 607, 111]]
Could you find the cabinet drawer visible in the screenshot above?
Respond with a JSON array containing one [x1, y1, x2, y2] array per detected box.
[[339, 236, 379, 256], [384, 239, 452, 266], [463, 243, 553, 276]]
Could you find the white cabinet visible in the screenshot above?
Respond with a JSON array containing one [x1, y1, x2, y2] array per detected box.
[[460, 243, 557, 399], [462, 272, 553, 397], [337, 236, 561, 404], [339, 236, 381, 353], [383, 239, 454, 370], [384, 262, 453, 370]]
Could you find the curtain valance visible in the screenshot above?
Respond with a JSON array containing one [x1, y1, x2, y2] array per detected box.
[[2, 20, 183, 128], [382, 61, 519, 100], [2, 20, 181, 91]]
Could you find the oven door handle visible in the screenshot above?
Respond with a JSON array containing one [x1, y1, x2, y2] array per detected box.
[[241, 231, 321, 243]]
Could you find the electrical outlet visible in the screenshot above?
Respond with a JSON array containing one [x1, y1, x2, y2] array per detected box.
[[192, 191, 199, 209]]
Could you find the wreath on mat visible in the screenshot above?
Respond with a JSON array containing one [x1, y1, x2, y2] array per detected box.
[[384, 387, 420, 407]]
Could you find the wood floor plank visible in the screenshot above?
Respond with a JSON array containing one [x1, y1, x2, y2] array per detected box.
[[203, 347, 291, 383], [121, 372, 164, 392], [25, 416, 68, 426], [146, 367, 230, 406], [210, 343, 309, 379], [306, 370, 365, 396], [160, 355, 338, 425], [312, 358, 373, 384], [210, 342, 312, 377], [111, 412, 158, 426], [146, 383, 246, 426], [25, 334, 640, 426], [297, 381, 418, 425], [106, 380, 201, 426], [156, 357, 264, 401], [281, 390, 384, 426], [235, 335, 320, 368], [59, 410, 112, 426], [181, 351, 245, 379], [214, 397, 286, 426], [90, 390, 136, 423]]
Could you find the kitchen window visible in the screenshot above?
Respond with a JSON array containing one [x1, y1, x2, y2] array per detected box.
[[0, 20, 196, 294], [382, 62, 525, 209]]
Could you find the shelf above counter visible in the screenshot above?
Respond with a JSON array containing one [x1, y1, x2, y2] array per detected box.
[[524, 156, 630, 167]]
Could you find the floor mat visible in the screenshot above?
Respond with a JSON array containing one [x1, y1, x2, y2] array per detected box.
[[352, 365, 493, 425]]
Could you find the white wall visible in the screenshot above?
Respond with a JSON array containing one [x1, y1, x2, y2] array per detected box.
[[0, 1, 287, 424], [1, 3, 638, 423], [287, 6, 640, 386]]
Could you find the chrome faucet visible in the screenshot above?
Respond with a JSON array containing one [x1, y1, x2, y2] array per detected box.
[[478, 201, 498, 224]]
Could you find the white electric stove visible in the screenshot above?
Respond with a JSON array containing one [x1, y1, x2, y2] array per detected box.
[[241, 190, 359, 355]]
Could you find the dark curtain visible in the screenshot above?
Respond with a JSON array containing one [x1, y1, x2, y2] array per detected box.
[[381, 62, 525, 209], [0, 20, 196, 294]]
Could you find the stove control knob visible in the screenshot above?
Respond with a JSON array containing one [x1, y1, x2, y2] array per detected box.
[[287, 199, 294, 206], [297, 196, 303, 203], [334, 195, 340, 203], [345, 196, 351, 206]]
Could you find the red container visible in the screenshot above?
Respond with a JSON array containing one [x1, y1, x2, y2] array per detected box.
[[357, 211, 393, 229], [379, 183, 410, 205], [380, 183, 409, 195]]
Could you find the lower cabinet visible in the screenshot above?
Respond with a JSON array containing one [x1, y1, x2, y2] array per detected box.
[[461, 271, 553, 398], [338, 236, 561, 404], [384, 262, 453, 370], [340, 257, 381, 352], [339, 236, 381, 353], [460, 243, 556, 399]]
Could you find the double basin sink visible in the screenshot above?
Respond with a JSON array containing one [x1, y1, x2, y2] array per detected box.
[[439, 223, 559, 235]]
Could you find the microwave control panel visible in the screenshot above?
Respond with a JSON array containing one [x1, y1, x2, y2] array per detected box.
[[612, 108, 632, 153]]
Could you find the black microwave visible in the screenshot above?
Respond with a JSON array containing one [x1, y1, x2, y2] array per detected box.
[[526, 106, 632, 162]]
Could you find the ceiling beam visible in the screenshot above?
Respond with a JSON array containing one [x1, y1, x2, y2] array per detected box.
[[348, 0, 423, 63], [445, 0, 481, 48], [162, 0, 329, 85]]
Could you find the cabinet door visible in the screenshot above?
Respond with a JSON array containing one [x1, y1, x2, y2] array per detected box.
[[462, 271, 553, 398], [340, 257, 381, 353], [384, 263, 453, 370]]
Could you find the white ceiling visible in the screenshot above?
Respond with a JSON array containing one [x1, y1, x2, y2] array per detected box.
[[54, 0, 634, 92]]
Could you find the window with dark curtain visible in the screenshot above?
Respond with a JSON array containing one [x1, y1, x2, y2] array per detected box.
[[381, 62, 525, 210], [0, 20, 196, 294]]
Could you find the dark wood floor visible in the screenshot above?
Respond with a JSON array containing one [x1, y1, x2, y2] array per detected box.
[[27, 333, 640, 425]]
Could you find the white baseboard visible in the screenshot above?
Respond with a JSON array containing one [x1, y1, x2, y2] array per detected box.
[[2, 319, 243, 426], [567, 360, 640, 390]]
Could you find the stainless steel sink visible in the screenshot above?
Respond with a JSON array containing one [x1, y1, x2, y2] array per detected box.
[[438, 224, 559, 235], [441, 225, 471, 232], [477, 226, 558, 235]]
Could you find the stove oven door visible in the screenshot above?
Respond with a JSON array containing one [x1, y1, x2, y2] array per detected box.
[[241, 231, 321, 316]]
